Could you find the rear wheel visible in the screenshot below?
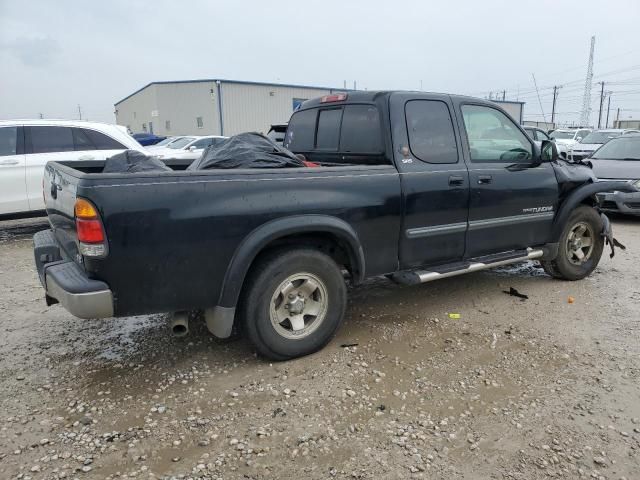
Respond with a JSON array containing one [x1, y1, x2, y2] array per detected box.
[[540, 205, 604, 280], [240, 248, 347, 360]]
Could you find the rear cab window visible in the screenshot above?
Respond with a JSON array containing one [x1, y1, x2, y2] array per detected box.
[[285, 104, 385, 164]]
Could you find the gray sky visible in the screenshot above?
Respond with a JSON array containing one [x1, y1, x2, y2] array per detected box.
[[1, 0, 639, 126]]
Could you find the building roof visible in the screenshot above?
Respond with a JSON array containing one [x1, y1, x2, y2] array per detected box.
[[115, 78, 350, 106]]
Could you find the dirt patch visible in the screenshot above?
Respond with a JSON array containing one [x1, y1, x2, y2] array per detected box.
[[1, 216, 639, 479]]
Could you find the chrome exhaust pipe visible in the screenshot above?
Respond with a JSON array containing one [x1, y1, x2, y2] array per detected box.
[[170, 311, 189, 337]]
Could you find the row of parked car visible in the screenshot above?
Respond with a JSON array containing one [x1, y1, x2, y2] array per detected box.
[[1, 116, 639, 217], [523, 125, 640, 160]]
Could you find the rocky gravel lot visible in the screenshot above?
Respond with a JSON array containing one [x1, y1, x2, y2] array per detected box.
[[1, 216, 639, 480]]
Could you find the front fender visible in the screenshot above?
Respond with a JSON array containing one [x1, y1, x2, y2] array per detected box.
[[550, 181, 637, 241], [217, 215, 365, 309]]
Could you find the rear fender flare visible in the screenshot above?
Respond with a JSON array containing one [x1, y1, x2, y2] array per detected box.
[[218, 215, 365, 309], [551, 181, 636, 241]]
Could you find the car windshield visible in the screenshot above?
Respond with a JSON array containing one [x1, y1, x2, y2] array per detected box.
[[168, 137, 196, 149], [580, 132, 620, 144], [550, 131, 576, 140], [154, 137, 180, 147], [591, 136, 640, 160]]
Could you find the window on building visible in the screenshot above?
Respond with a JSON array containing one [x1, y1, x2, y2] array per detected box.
[[293, 98, 308, 111], [142, 123, 147, 132], [405, 100, 458, 164], [0, 127, 18, 157], [165, 120, 171, 131], [196, 117, 204, 129], [29, 126, 75, 154]]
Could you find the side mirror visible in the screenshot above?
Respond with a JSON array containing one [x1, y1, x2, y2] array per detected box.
[[541, 140, 558, 162], [576, 136, 582, 142], [188, 146, 197, 151]]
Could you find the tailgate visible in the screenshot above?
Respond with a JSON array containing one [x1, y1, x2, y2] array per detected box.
[[43, 162, 81, 261]]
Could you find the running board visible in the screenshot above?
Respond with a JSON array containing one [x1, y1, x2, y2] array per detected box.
[[391, 248, 544, 285]]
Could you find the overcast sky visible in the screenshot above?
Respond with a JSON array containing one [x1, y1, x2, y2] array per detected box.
[[1, 0, 639, 127]]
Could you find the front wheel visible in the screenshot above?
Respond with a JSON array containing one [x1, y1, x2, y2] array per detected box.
[[540, 205, 604, 280], [240, 248, 347, 360]]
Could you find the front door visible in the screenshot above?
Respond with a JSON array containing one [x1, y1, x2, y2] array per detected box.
[[391, 94, 470, 269], [457, 103, 559, 258], [0, 126, 28, 215]]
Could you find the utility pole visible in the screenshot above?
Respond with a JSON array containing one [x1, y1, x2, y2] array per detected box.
[[77, 104, 82, 120], [551, 85, 562, 126], [605, 92, 612, 128], [502, 90, 506, 101], [615, 107, 620, 128], [597, 82, 605, 128]]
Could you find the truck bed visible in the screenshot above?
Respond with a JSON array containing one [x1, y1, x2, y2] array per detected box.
[[42, 159, 402, 317]]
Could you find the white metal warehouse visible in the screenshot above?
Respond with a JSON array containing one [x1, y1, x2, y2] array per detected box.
[[114, 79, 348, 137], [114, 79, 525, 137]]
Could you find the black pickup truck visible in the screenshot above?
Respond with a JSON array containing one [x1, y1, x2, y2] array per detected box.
[[34, 91, 636, 360]]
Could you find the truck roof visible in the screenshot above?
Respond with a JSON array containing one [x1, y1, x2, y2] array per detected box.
[[298, 90, 484, 110]]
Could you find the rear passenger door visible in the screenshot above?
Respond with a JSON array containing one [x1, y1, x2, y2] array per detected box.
[[457, 103, 559, 258], [390, 94, 470, 268], [0, 126, 28, 215]]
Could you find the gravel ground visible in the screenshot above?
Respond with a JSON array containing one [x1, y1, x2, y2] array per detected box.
[[1, 216, 639, 480]]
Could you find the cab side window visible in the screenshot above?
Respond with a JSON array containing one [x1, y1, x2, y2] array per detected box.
[[461, 105, 532, 163], [405, 100, 458, 164]]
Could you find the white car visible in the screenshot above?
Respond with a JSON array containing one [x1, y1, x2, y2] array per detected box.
[[568, 129, 640, 161], [145, 136, 187, 151], [153, 135, 227, 160], [0, 119, 146, 216], [550, 128, 591, 158]]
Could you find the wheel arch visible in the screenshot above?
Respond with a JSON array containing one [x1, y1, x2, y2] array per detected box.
[[218, 215, 365, 310], [550, 181, 635, 242]]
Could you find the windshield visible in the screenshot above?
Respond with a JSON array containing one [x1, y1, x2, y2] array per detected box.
[[591, 136, 640, 160], [154, 137, 178, 147], [168, 137, 196, 149], [580, 131, 620, 144], [550, 130, 576, 140]]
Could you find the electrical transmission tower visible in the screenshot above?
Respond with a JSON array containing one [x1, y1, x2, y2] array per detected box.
[[580, 36, 595, 126]]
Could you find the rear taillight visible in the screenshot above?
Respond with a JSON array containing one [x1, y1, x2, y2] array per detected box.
[[75, 198, 107, 257]]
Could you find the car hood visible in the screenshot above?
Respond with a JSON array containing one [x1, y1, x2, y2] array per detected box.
[[554, 139, 577, 146], [571, 143, 601, 152], [590, 159, 640, 180]]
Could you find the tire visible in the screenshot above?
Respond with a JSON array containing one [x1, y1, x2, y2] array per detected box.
[[540, 205, 604, 281], [240, 248, 347, 360]]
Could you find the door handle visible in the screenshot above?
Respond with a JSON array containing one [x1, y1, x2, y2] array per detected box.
[[0, 160, 19, 166], [477, 175, 493, 185], [448, 175, 465, 186]]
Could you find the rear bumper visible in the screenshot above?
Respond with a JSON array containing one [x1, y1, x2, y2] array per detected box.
[[34, 229, 114, 319], [597, 191, 640, 215]]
